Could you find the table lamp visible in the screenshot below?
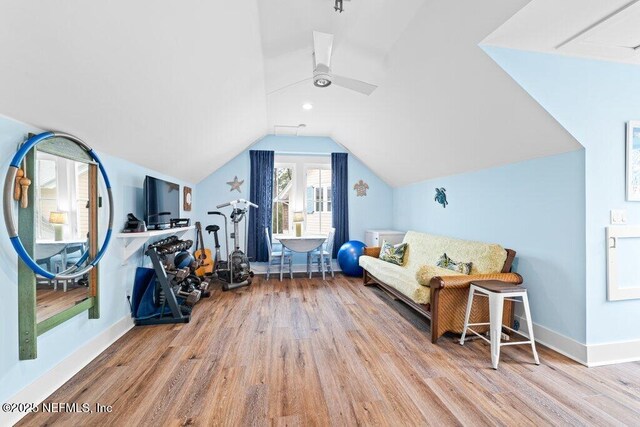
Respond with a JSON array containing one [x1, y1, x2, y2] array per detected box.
[[49, 211, 67, 241], [293, 211, 304, 237]]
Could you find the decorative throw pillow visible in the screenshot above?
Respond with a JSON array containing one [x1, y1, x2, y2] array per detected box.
[[378, 240, 408, 266], [437, 253, 473, 275]]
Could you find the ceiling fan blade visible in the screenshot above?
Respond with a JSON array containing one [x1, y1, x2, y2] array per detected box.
[[267, 77, 313, 95], [313, 31, 334, 69], [332, 75, 378, 95]]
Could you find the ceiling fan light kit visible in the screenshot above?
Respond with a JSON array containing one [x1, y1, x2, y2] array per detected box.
[[313, 64, 332, 88], [310, 31, 377, 95]]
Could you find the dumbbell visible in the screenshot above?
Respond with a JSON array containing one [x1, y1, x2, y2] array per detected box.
[[152, 235, 178, 248], [185, 290, 201, 306], [174, 268, 190, 282], [156, 244, 172, 255]]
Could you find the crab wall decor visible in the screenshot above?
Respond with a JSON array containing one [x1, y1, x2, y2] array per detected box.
[[435, 187, 448, 208], [354, 179, 369, 197]]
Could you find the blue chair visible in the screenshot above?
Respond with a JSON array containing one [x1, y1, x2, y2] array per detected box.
[[36, 248, 65, 288], [265, 228, 292, 281], [64, 243, 87, 268], [37, 243, 87, 291], [36, 253, 63, 274], [64, 242, 89, 289], [309, 228, 336, 278]]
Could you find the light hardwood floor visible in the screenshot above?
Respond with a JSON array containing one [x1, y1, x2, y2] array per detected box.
[[20, 275, 640, 426], [36, 282, 89, 323]]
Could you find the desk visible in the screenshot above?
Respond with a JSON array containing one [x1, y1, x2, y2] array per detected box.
[[35, 239, 87, 259], [275, 235, 327, 280]]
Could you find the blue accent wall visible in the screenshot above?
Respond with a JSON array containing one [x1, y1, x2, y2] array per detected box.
[[393, 150, 587, 343], [485, 46, 640, 345], [194, 135, 394, 264], [0, 115, 196, 404]]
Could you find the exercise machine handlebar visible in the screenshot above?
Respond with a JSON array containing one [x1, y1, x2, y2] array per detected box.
[[215, 199, 258, 209]]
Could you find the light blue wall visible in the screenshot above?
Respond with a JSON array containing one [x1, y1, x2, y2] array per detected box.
[[194, 135, 394, 263], [0, 115, 196, 403], [393, 150, 587, 342], [485, 47, 640, 345]]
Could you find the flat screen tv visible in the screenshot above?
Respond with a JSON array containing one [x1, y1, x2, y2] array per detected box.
[[144, 175, 180, 229]]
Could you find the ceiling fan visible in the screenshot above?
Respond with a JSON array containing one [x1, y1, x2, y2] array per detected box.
[[270, 31, 378, 96]]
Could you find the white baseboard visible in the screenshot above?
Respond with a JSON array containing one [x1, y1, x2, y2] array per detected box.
[[1, 316, 134, 426], [515, 314, 588, 365], [587, 338, 640, 367], [515, 315, 640, 367]]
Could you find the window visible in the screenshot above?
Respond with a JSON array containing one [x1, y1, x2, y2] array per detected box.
[[36, 159, 58, 240], [272, 166, 293, 234], [75, 163, 90, 238], [315, 187, 323, 212], [35, 155, 90, 241], [305, 168, 332, 234], [272, 155, 332, 235]]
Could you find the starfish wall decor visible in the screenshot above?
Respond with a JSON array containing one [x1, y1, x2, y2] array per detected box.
[[227, 176, 244, 193]]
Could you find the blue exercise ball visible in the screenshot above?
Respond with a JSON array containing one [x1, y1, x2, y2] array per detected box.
[[337, 240, 366, 277], [174, 251, 194, 269]]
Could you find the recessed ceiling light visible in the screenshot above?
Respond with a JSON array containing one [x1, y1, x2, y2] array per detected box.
[[302, 103, 313, 110]]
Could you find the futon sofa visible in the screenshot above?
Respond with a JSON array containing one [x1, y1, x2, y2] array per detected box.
[[359, 231, 522, 343]]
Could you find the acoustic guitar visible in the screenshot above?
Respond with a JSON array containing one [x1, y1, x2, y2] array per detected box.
[[194, 221, 213, 276]]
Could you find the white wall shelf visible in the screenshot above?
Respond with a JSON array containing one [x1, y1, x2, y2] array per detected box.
[[116, 226, 195, 263]]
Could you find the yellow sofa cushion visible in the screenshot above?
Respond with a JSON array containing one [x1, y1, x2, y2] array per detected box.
[[415, 265, 461, 287], [359, 231, 510, 306], [402, 231, 507, 275], [359, 255, 431, 304]]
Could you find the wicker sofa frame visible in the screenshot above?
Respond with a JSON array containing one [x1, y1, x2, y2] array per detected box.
[[362, 246, 522, 343]]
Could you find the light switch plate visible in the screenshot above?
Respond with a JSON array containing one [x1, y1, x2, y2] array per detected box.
[[610, 209, 628, 225]]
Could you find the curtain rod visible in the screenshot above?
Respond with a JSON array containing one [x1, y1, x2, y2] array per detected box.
[[275, 151, 332, 157]]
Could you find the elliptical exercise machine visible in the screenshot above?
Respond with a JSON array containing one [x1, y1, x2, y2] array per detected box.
[[207, 199, 258, 291]]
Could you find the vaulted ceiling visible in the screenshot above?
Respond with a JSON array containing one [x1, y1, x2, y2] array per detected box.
[[0, 0, 582, 186], [483, 0, 640, 65], [0, 0, 268, 183]]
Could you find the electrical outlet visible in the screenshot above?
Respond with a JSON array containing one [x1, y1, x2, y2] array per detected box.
[[610, 209, 628, 225]]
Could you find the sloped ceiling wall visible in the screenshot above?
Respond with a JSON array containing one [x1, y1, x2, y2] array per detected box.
[[0, 0, 580, 187], [481, 0, 640, 65], [0, 0, 268, 183], [266, 0, 582, 187]]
